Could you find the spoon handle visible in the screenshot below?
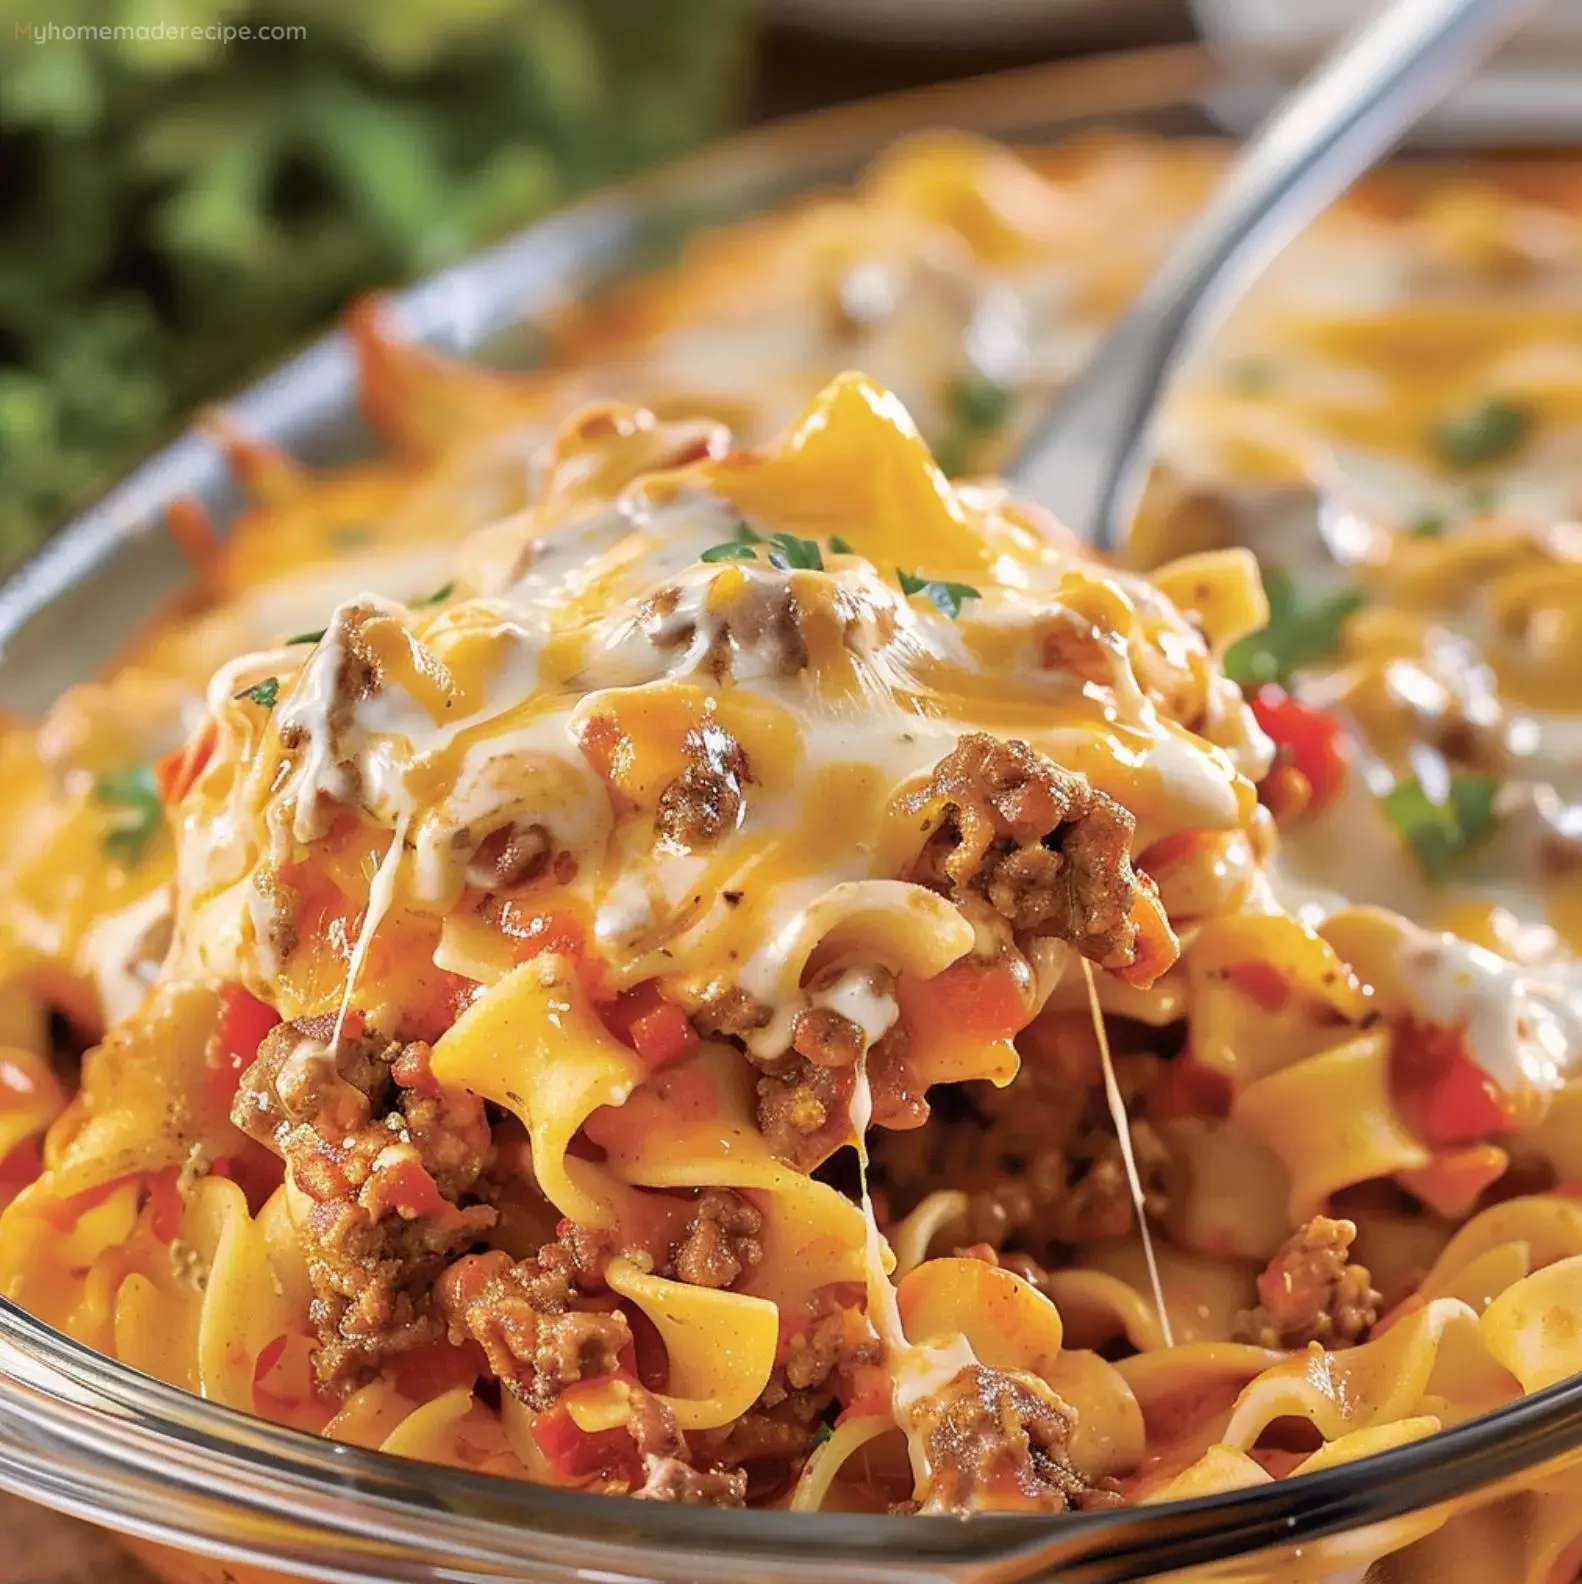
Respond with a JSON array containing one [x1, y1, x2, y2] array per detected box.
[[1010, 0, 1535, 552]]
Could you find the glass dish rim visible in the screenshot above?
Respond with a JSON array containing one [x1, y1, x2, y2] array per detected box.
[[2, 40, 1580, 1582]]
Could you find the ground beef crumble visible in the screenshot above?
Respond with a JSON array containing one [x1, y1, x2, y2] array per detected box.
[[909, 1363, 1122, 1513], [437, 1248, 631, 1408], [629, 1383, 749, 1506], [1232, 1215, 1382, 1350], [654, 721, 752, 849], [232, 1017, 496, 1395], [905, 733, 1173, 977], [756, 1059, 857, 1172], [871, 1048, 1170, 1257], [667, 1188, 764, 1289]]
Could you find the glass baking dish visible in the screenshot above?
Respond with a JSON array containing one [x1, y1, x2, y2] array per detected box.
[[4, 40, 1582, 1584]]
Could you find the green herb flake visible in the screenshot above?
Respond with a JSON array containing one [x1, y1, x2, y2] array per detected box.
[[286, 628, 326, 646], [329, 524, 370, 551], [1222, 571, 1366, 688], [948, 369, 1016, 433], [828, 535, 854, 555], [410, 579, 455, 608], [897, 567, 982, 620], [94, 760, 163, 865], [1382, 772, 1503, 884], [700, 542, 758, 563], [1430, 398, 1532, 470], [767, 532, 823, 572], [1405, 513, 1446, 539], [810, 1423, 833, 1451], [234, 676, 280, 708]]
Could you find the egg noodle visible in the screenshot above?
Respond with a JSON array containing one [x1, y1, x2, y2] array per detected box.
[[4, 132, 1582, 1581]]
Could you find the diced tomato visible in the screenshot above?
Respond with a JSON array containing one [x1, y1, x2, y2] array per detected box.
[[1250, 685, 1348, 813], [0, 1137, 42, 1204], [146, 1165, 184, 1243], [530, 1401, 641, 1483], [1145, 1057, 1235, 1122], [404, 970, 483, 1046], [155, 719, 218, 806], [599, 981, 699, 1070], [209, 1148, 286, 1214], [1391, 1022, 1513, 1148], [253, 1335, 289, 1385], [491, 902, 585, 963], [364, 1156, 446, 1220], [1224, 960, 1291, 1013], [917, 955, 1035, 1041], [392, 1338, 485, 1402], [213, 985, 281, 1093]]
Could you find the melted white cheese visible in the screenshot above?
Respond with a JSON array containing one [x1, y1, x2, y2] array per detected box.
[[1396, 927, 1582, 1096]]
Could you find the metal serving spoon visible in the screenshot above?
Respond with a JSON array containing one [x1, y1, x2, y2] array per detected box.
[[1010, 0, 1541, 552]]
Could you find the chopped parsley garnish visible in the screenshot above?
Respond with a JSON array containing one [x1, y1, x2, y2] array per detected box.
[[286, 629, 326, 646], [933, 368, 1018, 476], [948, 369, 1016, 433], [1222, 570, 1366, 688], [897, 567, 982, 619], [701, 528, 851, 570], [329, 524, 370, 551], [234, 676, 280, 708], [1405, 512, 1446, 539], [1430, 397, 1531, 470], [767, 532, 823, 572], [810, 1423, 833, 1451], [410, 580, 455, 608], [1382, 772, 1502, 884], [1467, 482, 1501, 511], [94, 761, 163, 865], [700, 521, 767, 563]]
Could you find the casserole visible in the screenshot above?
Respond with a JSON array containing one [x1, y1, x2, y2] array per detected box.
[[4, 42, 1582, 1584]]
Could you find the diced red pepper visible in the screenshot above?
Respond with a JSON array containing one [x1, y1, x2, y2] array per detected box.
[[600, 982, 699, 1070], [1250, 685, 1349, 813], [1392, 1022, 1513, 1148]]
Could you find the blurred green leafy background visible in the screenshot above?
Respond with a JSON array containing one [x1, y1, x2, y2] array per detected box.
[[0, 0, 754, 563]]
